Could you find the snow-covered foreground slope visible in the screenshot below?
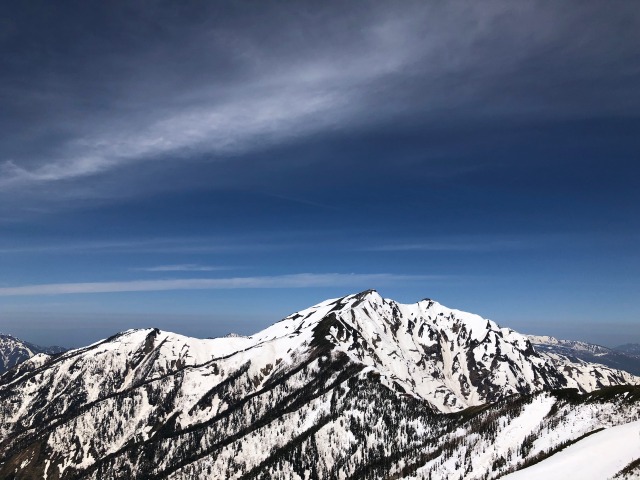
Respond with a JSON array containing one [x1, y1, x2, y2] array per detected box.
[[502, 419, 640, 480], [0, 291, 638, 479]]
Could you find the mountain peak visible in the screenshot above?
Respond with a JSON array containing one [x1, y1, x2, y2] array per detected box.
[[0, 293, 638, 480], [7, 293, 638, 414], [342, 288, 382, 304], [354, 288, 378, 296], [285, 293, 638, 410]]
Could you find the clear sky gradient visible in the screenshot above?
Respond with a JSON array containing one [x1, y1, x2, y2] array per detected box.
[[0, 1, 638, 348]]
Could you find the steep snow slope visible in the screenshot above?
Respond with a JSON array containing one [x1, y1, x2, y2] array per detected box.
[[407, 388, 640, 480], [0, 291, 637, 479], [502, 419, 640, 480], [311, 291, 636, 410]]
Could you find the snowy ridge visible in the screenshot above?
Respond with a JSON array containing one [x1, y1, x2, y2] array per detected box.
[[0, 334, 66, 374], [530, 335, 640, 376], [272, 290, 637, 411], [0, 291, 638, 479], [528, 335, 611, 354], [502, 419, 640, 480], [537, 350, 638, 391]]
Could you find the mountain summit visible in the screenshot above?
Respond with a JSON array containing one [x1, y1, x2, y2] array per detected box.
[[0, 292, 637, 479]]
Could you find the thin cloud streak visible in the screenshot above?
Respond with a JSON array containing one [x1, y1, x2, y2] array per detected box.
[[0, 273, 441, 297], [365, 239, 531, 252], [0, 238, 287, 255], [134, 264, 233, 272]]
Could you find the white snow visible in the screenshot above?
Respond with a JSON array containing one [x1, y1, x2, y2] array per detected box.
[[2, 290, 639, 479], [503, 420, 640, 480], [470, 394, 556, 472]]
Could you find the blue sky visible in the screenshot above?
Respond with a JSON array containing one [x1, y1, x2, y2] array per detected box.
[[0, 1, 639, 347]]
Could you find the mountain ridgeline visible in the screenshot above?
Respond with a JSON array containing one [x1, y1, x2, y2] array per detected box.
[[0, 334, 66, 374], [0, 291, 638, 479], [528, 335, 640, 376]]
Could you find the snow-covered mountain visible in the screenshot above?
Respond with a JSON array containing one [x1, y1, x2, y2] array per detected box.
[[529, 335, 640, 376], [0, 333, 66, 374], [0, 291, 638, 479]]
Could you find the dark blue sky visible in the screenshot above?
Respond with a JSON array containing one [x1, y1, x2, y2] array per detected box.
[[0, 1, 638, 347]]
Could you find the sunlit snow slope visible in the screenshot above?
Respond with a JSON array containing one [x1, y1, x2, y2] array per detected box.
[[502, 420, 640, 480]]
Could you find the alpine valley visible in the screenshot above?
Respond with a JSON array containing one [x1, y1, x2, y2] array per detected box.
[[0, 291, 639, 479]]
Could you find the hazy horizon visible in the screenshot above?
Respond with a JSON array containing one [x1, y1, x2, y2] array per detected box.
[[2, 288, 638, 350]]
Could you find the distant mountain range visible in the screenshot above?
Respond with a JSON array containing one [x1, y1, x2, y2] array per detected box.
[[528, 335, 640, 376], [0, 334, 66, 374], [0, 291, 638, 479], [615, 343, 640, 356]]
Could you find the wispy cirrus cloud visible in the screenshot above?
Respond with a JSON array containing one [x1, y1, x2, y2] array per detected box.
[[0, 5, 421, 191], [0, 273, 440, 297], [3, 1, 637, 200], [0, 85, 347, 187]]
